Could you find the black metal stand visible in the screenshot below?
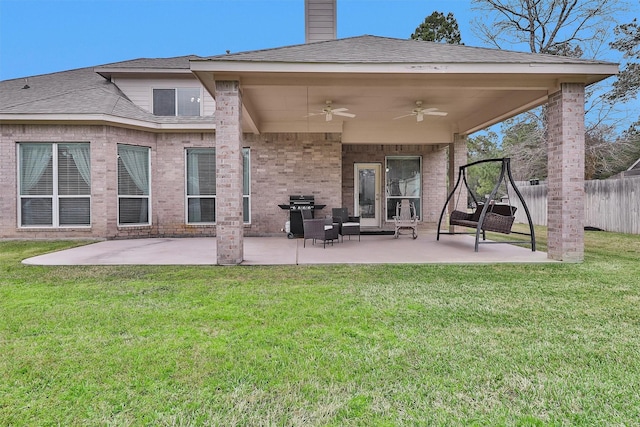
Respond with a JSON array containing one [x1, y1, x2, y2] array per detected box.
[[436, 158, 536, 252]]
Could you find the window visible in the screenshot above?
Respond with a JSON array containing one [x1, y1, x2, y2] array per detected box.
[[186, 148, 216, 223], [186, 148, 251, 224], [242, 148, 251, 223], [118, 145, 150, 225], [385, 156, 422, 221], [153, 88, 201, 116], [18, 143, 91, 227]]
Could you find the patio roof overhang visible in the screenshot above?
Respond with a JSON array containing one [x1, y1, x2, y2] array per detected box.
[[191, 50, 617, 144]]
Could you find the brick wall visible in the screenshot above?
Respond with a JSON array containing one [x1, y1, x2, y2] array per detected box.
[[150, 131, 217, 238], [342, 144, 448, 225], [2, 123, 448, 239], [0, 123, 218, 239], [1, 124, 116, 240], [0, 124, 19, 238], [244, 132, 342, 235], [546, 83, 585, 262], [214, 81, 244, 264]]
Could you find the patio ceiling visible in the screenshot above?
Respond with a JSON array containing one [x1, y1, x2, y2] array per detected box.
[[191, 36, 617, 144]]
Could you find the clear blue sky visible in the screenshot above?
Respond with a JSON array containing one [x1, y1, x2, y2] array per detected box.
[[1, 0, 638, 130], [1, 0, 636, 81], [0, 0, 483, 81]]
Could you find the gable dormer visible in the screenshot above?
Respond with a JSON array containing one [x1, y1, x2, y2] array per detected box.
[[95, 56, 215, 117]]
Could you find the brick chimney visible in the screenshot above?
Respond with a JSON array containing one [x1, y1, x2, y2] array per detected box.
[[305, 0, 337, 43]]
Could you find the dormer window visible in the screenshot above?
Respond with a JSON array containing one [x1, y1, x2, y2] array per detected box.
[[153, 88, 201, 116]]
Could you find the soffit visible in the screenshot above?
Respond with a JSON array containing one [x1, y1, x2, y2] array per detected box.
[[191, 36, 617, 144], [192, 67, 612, 143]]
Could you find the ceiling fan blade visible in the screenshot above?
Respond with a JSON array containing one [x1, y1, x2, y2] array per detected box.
[[331, 107, 349, 113], [419, 107, 448, 116], [333, 111, 356, 118], [396, 102, 448, 122], [393, 113, 415, 120], [325, 112, 332, 121]]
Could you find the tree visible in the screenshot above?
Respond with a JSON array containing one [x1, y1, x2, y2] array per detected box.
[[470, 0, 624, 56], [466, 132, 503, 198], [470, 0, 632, 180], [608, 19, 640, 106], [584, 123, 639, 179], [411, 11, 463, 44], [500, 112, 547, 180], [468, 131, 501, 159], [607, 19, 640, 174]]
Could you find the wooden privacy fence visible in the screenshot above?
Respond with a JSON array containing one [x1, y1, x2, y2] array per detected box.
[[509, 177, 640, 235]]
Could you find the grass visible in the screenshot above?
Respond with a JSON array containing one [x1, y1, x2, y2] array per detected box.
[[1, 229, 639, 426]]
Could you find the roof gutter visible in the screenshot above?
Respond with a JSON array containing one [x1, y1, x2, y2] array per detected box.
[[0, 114, 216, 133], [95, 68, 194, 80]]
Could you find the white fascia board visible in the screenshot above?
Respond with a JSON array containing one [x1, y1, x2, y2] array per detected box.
[[96, 68, 193, 77], [463, 94, 550, 135], [0, 114, 216, 132], [190, 60, 618, 79]]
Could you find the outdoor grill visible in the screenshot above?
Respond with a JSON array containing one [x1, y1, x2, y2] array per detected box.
[[278, 195, 326, 238]]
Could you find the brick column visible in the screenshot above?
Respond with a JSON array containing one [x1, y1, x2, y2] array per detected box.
[[449, 134, 467, 194], [215, 80, 244, 265], [547, 83, 585, 262], [448, 134, 467, 230]]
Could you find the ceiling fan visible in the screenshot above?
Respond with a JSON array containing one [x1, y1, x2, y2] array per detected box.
[[306, 100, 356, 121], [394, 101, 448, 122]]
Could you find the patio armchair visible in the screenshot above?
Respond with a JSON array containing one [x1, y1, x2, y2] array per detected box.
[[331, 207, 360, 241], [393, 199, 418, 239], [303, 215, 338, 248]]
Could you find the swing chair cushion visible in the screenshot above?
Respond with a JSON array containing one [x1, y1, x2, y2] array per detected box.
[[450, 209, 474, 223], [450, 205, 517, 234], [482, 211, 515, 234]]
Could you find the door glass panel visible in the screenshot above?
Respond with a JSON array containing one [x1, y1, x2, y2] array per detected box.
[[386, 156, 422, 220], [358, 167, 376, 219]]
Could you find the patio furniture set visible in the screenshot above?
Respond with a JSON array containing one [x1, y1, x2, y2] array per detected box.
[[299, 156, 538, 252], [302, 201, 420, 248], [302, 207, 362, 248]]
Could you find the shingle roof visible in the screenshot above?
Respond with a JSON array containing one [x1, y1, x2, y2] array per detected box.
[[1, 67, 135, 115], [0, 65, 212, 126], [95, 55, 203, 72], [1, 36, 616, 124], [203, 35, 615, 65]]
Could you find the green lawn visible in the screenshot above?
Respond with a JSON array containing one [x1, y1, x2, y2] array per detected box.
[[1, 230, 639, 426]]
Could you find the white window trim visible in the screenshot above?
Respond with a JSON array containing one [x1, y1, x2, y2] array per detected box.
[[243, 147, 251, 225], [185, 194, 217, 225], [152, 87, 202, 117], [17, 142, 92, 229], [117, 144, 152, 227], [384, 155, 422, 223], [184, 148, 251, 225], [185, 148, 216, 225]]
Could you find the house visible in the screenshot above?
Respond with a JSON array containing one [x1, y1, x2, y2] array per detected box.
[[0, 0, 618, 264], [611, 157, 640, 179]]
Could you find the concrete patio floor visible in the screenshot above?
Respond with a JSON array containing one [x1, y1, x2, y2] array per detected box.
[[22, 232, 551, 265]]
